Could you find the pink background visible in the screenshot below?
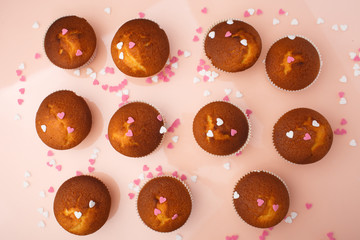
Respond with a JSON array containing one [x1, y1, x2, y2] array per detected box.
[[1, 0, 359, 239]]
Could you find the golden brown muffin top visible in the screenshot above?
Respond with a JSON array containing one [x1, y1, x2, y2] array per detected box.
[[265, 36, 320, 90], [193, 101, 249, 155], [111, 19, 170, 77], [233, 171, 289, 228], [137, 176, 192, 232], [273, 108, 333, 164], [204, 20, 262, 72], [44, 16, 96, 69]]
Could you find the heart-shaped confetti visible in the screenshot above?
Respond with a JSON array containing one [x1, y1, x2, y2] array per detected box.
[[19, 76, 26, 82], [340, 24, 348, 31], [18, 63, 25, 70], [156, 165, 162, 172], [201, 7, 207, 13], [89, 200, 96, 208], [125, 129, 133, 137], [129, 41, 135, 49], [35, 53, 41, 59], [303, 133, 311, 140], [62, 28, 68, 35], [154, 208, 161, 216], [138, 12, 145, 18], [18, 99, 24, 105], [159, 197, 166, 204], [67, 127, 74, 133], [184, 51, 191, 57], [16, 70, 22, 76], [286, 130, 294, 138], [279, 8, 286, 15], [257, 199, 264, 206], [193, 35, 199, 42], [235, 91, 243, 98], [240, 39, 248, 46], [128, 193, 135, 199], [75, 50, 82, 56], [285, 216, 292, 223], [47, 159, 56, 167], [290, 211, 298, 219], [225, 31, 232, 37], [160, 126, 167, 134], [180, 174, 187, 181], [312, 120, 320, 127], [56, 165, 62, 171], [223, 95, 230, 101], [127, 117, 135, 124], [177, 49, 184, 56], [216, 118, 224, 126], [256, 9, 263, 15], [287, 56, 295, 63], [93, 79, 99, 85], [43, 211, 49, 218], [119, 52, 124, 59], [233, 191, 240, 199], [305, 203, 312, 209], [207, 130, 214, 137], [172, 136, 179, 143], [39, 191, 46, 198], [89, 159, 95, 165], [244, 10, 250, 17], [76, 171, 83, 176], [117, 42, 123, 50], [208, 31, 215, 39], [74, 211, 82, 219], [339, 97, 347, 104], [57, 112, 65, 119], [339, 75, 347, 83], [340, 118, 347, 125], [288, 35, 296, 40], [231, 129, 237, 136], [41, 125, 47, 132], [48, 187, 54, 193], [23, 181, 30, 188], [14, 114, 21, 121], [196, 27, 202, 33], [248, 8, 255, 15], [167, 143, 174, 149], [273, 204, 279, 212]]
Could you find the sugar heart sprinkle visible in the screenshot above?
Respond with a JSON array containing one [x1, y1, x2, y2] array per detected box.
[[67, 127, 74, 133], [129, 42, 135, 49], [159, 197, 166, 203], [125, 129, 133, 137], [154, 208, 161, 216], [89, 200, 96, 208], [127, 117, 134, 124], [273, 204, 279, 212], [75, 50, 82, 56], [62, 28, 68, 35], [231, 129, 237, 136], [257, 198, 264, 206], [57, 112, 65, 119]]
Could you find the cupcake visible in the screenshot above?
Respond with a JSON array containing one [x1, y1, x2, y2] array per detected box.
[[192, 101, 250, 156], [44, 16, 97, 69], [232, 171, 290, 228], [111, 19, 170, 77], [137, 176, 192, 232], [265, 35, 321, 91], [53, 175, 111, 235], [204, 19, 262, 72], [35, 90, 92, 150], [273, 108, 333, 164], [108, 101, 166, 157]]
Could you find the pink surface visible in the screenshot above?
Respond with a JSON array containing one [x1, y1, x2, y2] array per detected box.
[[1, 0, 360, 239]]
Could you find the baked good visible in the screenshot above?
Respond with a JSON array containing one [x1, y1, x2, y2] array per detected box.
[[137, 176, 192, 232], [53, 175, 111, 235], [233, 171, 290, 228], [204, 19, 262, 72], [108, 101, 165, 157], [265, 35, 321, 91], [35, 90, 92, 150], [111, 19, 170, 77], [273, 108, 333, 164], [192, 101, 250, 156], [44, 16, 97, 69]]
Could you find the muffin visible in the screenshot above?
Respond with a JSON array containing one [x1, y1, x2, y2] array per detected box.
[[111, 19, 170, 77], [233, 171, 290, 228], [204, 19, 262, 72], [193, 101, 250, 156], [108, 101, 165, 157], [265, 35, 321, 91], [137, 176, 192, 232], [44, 16, 97, 69], [35, 90, 92, 150], [273, 108, 333, 164], [53, 175, 111, 235]]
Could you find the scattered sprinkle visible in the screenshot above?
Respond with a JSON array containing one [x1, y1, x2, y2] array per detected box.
[[273, 18, 280, 25], [89, 200, 96, 208], [233, 191, 240, 199], [35, 53, 41, 59], [291, 18, 299, 26], [223, 162, 230, 170], [104, 7, 111, 14], [23, 181, 30, 188], [305, 203, 312, 209], [193, 35, 199, 42], [38, 221, 45, 228], [317, 17, 325, 24], [48, 187, 54, 193], [32, 21, 40, 29], [201, 7, 207, 14], [138, 12, 145, 18], [349, 139, 357, 147], [191, 175, 198, 183]]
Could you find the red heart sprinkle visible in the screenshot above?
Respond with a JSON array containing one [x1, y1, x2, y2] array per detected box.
[[201, 7, 207, 14], [244, 10, 250, 17], [88, 166, 95, 173], [177, 50, 184, 56], [19, 88, 25, 94], [16, 70, 22, 76], [143, 165, 149, 171], [128, 193, 135, 199], [155, 165, 162, 172], [196, 27, 202, 33], [180, 174, 187, 181]]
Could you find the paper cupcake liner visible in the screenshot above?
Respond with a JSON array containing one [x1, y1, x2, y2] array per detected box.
[[202, 18, 260, 73], [43, 15, 97, 70], [108, 100, 166, 158], [231, 170, 290, 228], [135, 175, 193, 233], [192, 100, 251, 157], [264, 35, 322, 92]]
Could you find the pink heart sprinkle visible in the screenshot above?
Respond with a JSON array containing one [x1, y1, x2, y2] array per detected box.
[[46, 161, 53, 167], [338, 91, 345, 98], [170, 56, 178, 63], [305, 203, 312, 209], [89, 159, 95, 165], [75, 49, 83, 56], [246, 109, 252, 116], [354, 55, 360, 61], [236, 151, 242, 156], [326, 232, 334, 238], [19, 88, 25, 94], [199, 59, 206, 65], [334, 128, 341, 135], [272, 204, 279, 212], [287, 56, 295, 63], [180, 174, 187, 181], [262, 230, 269, 236], [48, 187, 54, 193], [129, 41, 135, 49], [134, 179, 140, 185], [177, 49, 184, 56], [168, 119, 180, 132], [56, 165, 62, 171], [163, 76, 170, 82], [155, 165, 162, 172], [19, 75, 26, 82], [257, 198, 264, 206], [128, 193, 135, 199], [122, 79, 128, 85], [172, 171, 178, 177], [138, 12, 145, 18], [67, 127, 74, 133], [223, 95, 230, 101], [167, 143, 174, 149], [76, 171, 83, 176], [105, 67, 115, 74], [303, 133, 311, 140], [244, 10, 250, 17], [146, 78, 152, 84], [231, 129, 237, 136], [154, 208, 161, 216], [146, 172, 153, 178], [204, 65, 210, 71], [279, 8, 286, 15], [57, 112, 65, 119], [269, 227, 274, 231], [102, 84, 108, 90], [61, 28, 68, 35], [197, 66, 203, 72], [17, 99, 24, 105], [259, 236, 265, 240], [47, 150, 54, 156], [340, 118, 347, 125], [125, 129, 133, 137], [157, 114, 163, 121], [201, 7, 207, 14], [203, 75, 209, 82], [193, 35, 199, 42], [196, 27, 202, 34], [340, 129, 347, 135], [256, 9, 263, 15], [93, 79, 99, 85], [122, 94, 129, 102], [35, 53, 41, 59], [143, 165, 149, 171], [172, 214, 178, 220], [225, 31, 232, 37], [16, 70, 22, 76], [159, 197, 166, 203], [127, 117, 135, 124], [88, 166, 95, 173]]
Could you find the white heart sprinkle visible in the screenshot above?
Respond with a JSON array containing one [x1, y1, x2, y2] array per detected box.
[[152, 76, 159, 83], [211, 71, 219, 78], [41, 125, 46, 132], [354, 70, 360, 77], [339, 97, 347, 104], [23, 181, 30, 188], [205, 71, 212, 77], [116, 42, 123, 50], [191, 175, 198, 183], [290, 212, 298, 219], [248, 8, 255, 15], [176, 234, 183, 240], [99, 68, 106, 75], [86, 68, 93, 75], [240, 39, 248, 46], [89, 200, 96, 208], [208, 31, 215, 39], [203, 90, 211, 97], [227, 19, 234, 25], [291, 18, 299, 26], [353, 63, 360, 70], [223, 162, 230, 170], [339, 75, 347, 83], [224, 88, 232, 95], [122, 89, 129, 95], [14, 114, 21, 121], [206, 130, 214, 137], [193, 77, 200, 84], [128, 182, 134, 190], [332, 24, 339, 31], [138, 173, 145, 180], [286, 131, 294, 139], [233, 191, 240, 199], [160, 126, 167, 134], [172, 136, 179, 143], [43, 211, 49, 218], [39, 191, 45, 198], [116, 91, 123, 97], [172, 62, 179, 69], [104, 7, 111, 14], [235, 91, 243, 98], [90, 153, 98, 159], [288, 35, 296, 40], [285, 216, 293, 223], [37, 208, 44, 214], [73, 69, 80, 76], [119, 52, 124, 60], [199, 69, 206, 76], [349, 52, 357, 59], [24, 171, 31, 178], [48, 159, 56, 167], [90, 72, 97, 79], [340, 24, 348, 31], [184, 51, 191, 57], [349, 139, 357, 147], [273, 18, 280, 25], [18, 63, 25, 70], [133, 186, 140, 193], [93, 147, 100, 154], [38, 221, 45, 228], [208, 77, 215, 82], [312, 120, 320, 127], [32, 21, 40, 29], [317, 17, 325, 24], [74, 211, 82, 219], [216, 118, 224, 126]]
